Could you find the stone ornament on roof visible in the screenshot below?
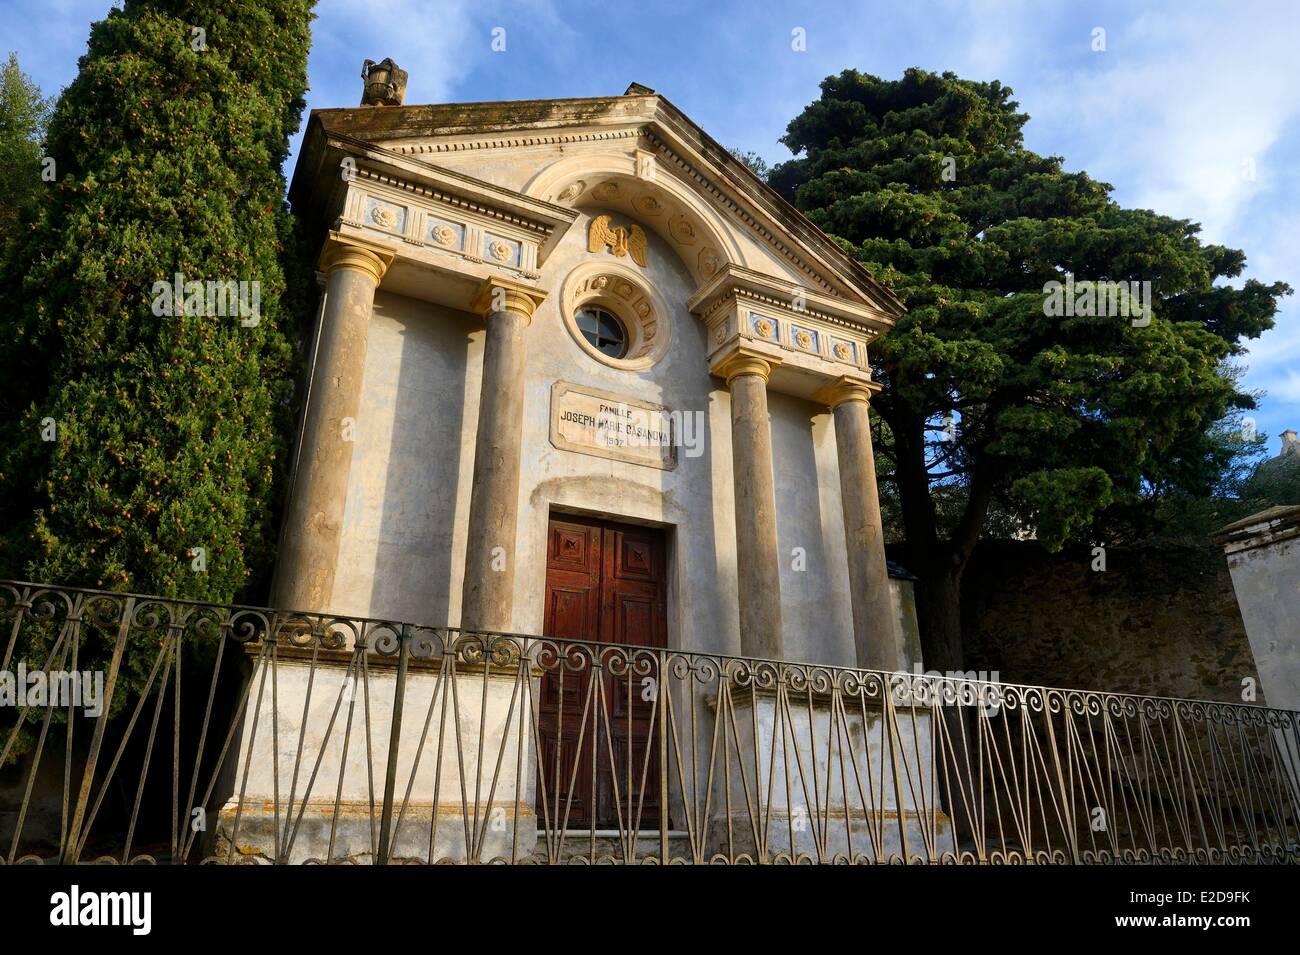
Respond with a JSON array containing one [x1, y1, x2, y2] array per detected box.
[[360, 58, 407, 107]]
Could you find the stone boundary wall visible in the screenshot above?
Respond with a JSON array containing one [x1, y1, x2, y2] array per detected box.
[[957, 539, 1261, 704]]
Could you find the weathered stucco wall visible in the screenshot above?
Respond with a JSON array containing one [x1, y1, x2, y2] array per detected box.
[[960, 540, 1261, 703], [329, 207, 862, 667], [1226, 534, 1300, 710], [1217, 508, 1300, 711]]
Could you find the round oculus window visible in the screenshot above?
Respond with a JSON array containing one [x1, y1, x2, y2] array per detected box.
[[560, 264, 670, 370], [575, 306, 629, 359]]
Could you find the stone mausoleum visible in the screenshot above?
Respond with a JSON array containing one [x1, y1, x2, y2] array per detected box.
[[219, 66, 938, 860], [276, 69, 917, 672]]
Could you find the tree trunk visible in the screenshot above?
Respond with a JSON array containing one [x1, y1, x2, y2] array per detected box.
[[879, 398, 993, 674], [912, 565, 964, 673]]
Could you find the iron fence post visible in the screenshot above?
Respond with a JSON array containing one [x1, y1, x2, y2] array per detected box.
[[62, 595, 135, 865], [376, 624, 410, 865], [658, 648, 668, 863]]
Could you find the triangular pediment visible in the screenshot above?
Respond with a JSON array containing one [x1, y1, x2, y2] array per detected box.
[[291, 85, 903, 328]]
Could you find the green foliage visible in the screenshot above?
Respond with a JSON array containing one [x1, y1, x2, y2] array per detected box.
[[1009, 468, 1113, 550], [771, 68, 1290, 665], [1144, 369, 1277, 537], [1158, 429, 1300, 535], [0, 0, 314, 614], [0, 52, 51, 246], [1242, 446, 1300, 507], [728, 147, 770, 181]]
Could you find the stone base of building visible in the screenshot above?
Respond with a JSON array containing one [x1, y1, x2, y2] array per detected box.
[[704, 690, 953, 862], [211, 650, 536, 863], [212, 800, 536, 863], [706, 809, 953, 863], [529, 829, 694, 864], [209, 646, 960, 863]]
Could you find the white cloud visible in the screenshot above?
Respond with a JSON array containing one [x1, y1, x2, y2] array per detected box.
[[1026, 9, 1300, 238], [1261, 368, 1300, 410]]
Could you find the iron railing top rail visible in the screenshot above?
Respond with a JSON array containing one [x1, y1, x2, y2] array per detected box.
[[2, 576, 1294, 720]]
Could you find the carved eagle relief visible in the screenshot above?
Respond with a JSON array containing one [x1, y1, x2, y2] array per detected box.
[[589, 215, 648, 267]]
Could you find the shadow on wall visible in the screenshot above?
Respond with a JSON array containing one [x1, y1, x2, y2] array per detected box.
[[954, 539, 1260, 704], [771, 391, 852, 668], [366, 294, 472, 624]]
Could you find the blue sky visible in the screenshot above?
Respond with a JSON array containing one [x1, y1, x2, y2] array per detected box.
[[5, 0, 1299, 452]]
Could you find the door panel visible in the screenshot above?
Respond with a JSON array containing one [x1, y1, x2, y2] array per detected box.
[[539, 514, 667, 829]]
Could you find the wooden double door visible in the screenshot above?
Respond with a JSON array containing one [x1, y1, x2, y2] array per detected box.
[[539, 514, 668, 829]]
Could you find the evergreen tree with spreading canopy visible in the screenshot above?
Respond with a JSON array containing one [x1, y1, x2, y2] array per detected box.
[[771, 69, 1289, 670], [0, 2, 313, 621]]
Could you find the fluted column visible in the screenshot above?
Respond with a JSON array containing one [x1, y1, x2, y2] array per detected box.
[[274, 236, 392, 613], [716, 351, 784, 660], [822, 378, 901, 671], [460, 278, 546, 633]]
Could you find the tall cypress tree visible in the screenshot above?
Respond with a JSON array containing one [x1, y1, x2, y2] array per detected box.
[[0, 1, 314, 606]]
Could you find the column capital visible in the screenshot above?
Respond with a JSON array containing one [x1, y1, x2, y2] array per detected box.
[[815, 375, 881, 410], [712, 346, 782, 385], [472, 276, 548, 323], [319, 232, 395, 285]]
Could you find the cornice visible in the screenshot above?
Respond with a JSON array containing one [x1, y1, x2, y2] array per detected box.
[[334, 139, 577, 235], [639, 102, 904, 319], [392, 126, 644, 156], [300, 92, 906, 319], [390, 124, 846, 301], [1214, 505, 1300, 556]]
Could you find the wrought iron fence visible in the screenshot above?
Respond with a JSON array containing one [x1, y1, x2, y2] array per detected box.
[[1, 579, 1297, 864]]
